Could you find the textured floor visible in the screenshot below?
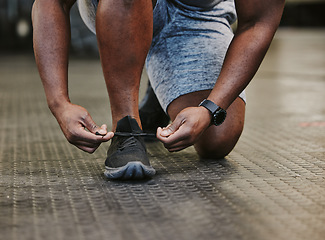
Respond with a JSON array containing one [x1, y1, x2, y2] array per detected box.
[[0, 29, 325, 240]]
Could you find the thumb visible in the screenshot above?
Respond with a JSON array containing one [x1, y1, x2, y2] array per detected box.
[[96, 124, 108, 136], [83, 114, 106, 135], [160, 115, 185, 137]]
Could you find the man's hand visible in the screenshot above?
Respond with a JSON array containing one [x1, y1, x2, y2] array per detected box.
[[156, 106, 211, 152], [53, 103, 113, 153]]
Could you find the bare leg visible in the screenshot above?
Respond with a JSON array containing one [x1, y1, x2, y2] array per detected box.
[[96, 0, 153, 130], [167, 90, 245, 159]]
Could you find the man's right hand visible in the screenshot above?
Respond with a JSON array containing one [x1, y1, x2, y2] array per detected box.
[[52, 103, 114, 153], [32, 1, 113, 153]]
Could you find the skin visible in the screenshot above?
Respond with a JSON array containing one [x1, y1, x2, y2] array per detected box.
[[157, 0, 285, 158], [32, 0, 285, 158], [32, 0, 110, 154], [96, 0, 153, 129], [32, 0, 152, 153]]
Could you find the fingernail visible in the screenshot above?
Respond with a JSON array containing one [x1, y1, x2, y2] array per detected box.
[[96, 130, 106, 136], [99, 129, 107, 134], [161, 129, 170, 136]]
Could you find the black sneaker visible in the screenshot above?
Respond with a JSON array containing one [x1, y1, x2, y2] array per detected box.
[[104, 116, 156, 180], [139, 81, 170, 137]]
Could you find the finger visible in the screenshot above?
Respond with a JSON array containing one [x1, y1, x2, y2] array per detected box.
[[167, 146, 187, 152], [163, 137, 191, 152], [82, 113, 106, 135], [76, 127, 114, 143], [101, 124, 108, 131], [159, 115, 185, 137], [157, 124, 189, 146], [74, 140, 100, 149], [96, 124, 108, 136], [156, 127, 163, 139], [75, 144, 99, 154]]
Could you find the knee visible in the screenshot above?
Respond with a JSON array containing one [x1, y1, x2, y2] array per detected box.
[[194, 129, 242, 160], [194, 141, 232, 160]]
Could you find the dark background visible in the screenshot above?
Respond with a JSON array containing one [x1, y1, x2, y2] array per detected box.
[[0, 0, 324, 55]]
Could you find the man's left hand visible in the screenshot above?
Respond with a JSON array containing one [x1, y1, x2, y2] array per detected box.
[[156, 106, 211, 152]]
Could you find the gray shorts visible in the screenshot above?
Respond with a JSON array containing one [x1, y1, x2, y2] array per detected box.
[[146, 0, 246, 111], [78, 0, 246, 112]]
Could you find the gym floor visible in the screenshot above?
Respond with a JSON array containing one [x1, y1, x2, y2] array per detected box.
[[0, 28, 324, 240]]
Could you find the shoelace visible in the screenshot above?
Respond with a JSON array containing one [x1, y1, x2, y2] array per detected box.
[[117, 137, 138, 151], [96, 132, 156, 138], [114, 132, 156, 137]]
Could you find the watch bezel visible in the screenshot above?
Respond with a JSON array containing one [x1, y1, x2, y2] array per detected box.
[[212, 108, 227, 126]]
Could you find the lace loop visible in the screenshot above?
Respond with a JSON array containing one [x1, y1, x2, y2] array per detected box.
[[117, 137, 137, 151]]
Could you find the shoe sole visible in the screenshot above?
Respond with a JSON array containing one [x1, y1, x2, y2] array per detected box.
[[104, 162, 156, 180]]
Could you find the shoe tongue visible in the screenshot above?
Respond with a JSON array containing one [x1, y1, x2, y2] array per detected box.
[[116, 116, 142, 133]]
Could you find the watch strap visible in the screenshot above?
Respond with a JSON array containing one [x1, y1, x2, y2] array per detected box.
[[199, 99, 227, 126], [199, 99, 219, 115]]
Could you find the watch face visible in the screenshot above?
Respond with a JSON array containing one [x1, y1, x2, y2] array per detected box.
[[212, 109, 227, 126]]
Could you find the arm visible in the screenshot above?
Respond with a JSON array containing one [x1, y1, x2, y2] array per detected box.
[[32, 0, 113, 153], [207, 0, 285, 109], [157, 0, 285, 151]]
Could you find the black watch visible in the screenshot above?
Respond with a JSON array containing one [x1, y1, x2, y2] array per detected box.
[[199, 99, 227, 126]]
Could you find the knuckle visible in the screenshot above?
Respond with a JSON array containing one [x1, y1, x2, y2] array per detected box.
[[168, 125, 176, 133], [91, 124, 98, 131], [81, 111, 90, 122]]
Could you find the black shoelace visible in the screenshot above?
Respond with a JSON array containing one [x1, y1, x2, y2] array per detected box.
[[96, 131, 156, 138], [114, 132, 156, 138], [117, 137, 138, 151]]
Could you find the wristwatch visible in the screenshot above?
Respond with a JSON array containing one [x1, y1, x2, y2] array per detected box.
[[199, 99, 227, 126]]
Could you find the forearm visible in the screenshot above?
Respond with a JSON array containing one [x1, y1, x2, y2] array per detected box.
[[208, 0, 285, 109], [32, 0, 75, 113], [208, 25, 276, 109]]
